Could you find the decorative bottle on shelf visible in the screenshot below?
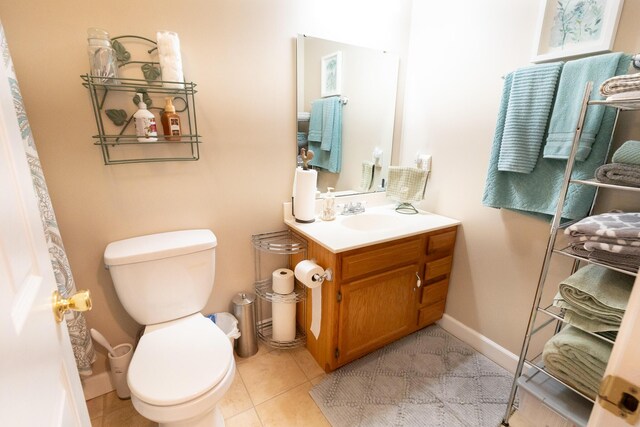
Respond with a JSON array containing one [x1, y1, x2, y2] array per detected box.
[[133, 93, 158, 142], [87, 28, 119, 84], [321, 187, 336, 221], [161, 97, 182, 141]]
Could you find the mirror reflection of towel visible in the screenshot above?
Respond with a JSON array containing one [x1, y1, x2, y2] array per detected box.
[[386, 167, 428, 202], [308, 97, 343, 173], [360, 161, 374, 191]]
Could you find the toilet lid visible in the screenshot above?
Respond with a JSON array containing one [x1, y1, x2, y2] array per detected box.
[[128, 314, 233, 406]]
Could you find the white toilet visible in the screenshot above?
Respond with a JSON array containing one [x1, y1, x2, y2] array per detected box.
[[104, 229, 235, 427]]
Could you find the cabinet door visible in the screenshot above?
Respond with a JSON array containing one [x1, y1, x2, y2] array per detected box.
[[336, 264, 419, 366]]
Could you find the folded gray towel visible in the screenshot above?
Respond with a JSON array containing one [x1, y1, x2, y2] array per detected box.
[[553, 265, 633, 332], [565, 212, 640, 245], [543, 326, 612, 399], [567, 242, 640, 272], [588, 249, 640, 272], [595, 163, 640, 187]]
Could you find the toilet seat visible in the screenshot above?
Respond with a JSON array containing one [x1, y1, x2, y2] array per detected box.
[[128, 313, 233, 406]]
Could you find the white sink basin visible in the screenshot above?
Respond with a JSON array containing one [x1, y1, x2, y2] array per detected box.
[[285, 203, 460, 253], [341, 213, 398, 231]]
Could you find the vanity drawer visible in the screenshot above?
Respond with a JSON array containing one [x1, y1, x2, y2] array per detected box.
[[425, 256, 452, 281], [426, 228, 457, 259], [341, 237, 421, 281], [418, 300, 446, 327], [420, 279, 448, 306]]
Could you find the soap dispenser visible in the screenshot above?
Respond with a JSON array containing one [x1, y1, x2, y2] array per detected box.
[[133, 93, 158, 142], [161, 97, 182, 141], [321, 187, 336, 221]]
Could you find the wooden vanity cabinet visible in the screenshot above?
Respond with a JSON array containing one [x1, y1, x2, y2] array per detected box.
[[291, 226, 458, 372]]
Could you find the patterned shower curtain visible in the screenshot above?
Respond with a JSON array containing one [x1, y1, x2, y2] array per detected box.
[[1, 22, 96, 376]]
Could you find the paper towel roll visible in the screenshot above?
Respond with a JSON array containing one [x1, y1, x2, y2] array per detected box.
[[293, 168, 317, 223], [295, 260, 324, 339], [272, 268, 294, 294], [272, 293, 297, 342]]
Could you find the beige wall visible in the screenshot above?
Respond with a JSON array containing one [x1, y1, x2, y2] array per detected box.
[[402, 0, 640, 357], [0, 0, 412, 375]]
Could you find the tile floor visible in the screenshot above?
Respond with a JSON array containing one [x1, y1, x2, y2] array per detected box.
[[86, 341, 530, 427], [87, 342, 330, 427]]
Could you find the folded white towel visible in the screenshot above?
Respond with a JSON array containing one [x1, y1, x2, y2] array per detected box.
[[606, 90, 640, 101], [600, 73, 640, 96]]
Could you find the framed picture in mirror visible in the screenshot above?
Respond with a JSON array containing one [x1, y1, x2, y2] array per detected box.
[[531, 0, 624, 63], [321, 51, 342, 97]]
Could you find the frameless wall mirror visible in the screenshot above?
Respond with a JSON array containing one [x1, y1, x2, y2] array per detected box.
[[296, 34, 399, 195]]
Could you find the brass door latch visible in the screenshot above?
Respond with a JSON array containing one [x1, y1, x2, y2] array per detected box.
[[598, 375, 640, 425]]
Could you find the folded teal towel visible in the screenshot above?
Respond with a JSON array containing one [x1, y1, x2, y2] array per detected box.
[[612, 140, 640, 165], [308, 97, 343, 173], [498, 62, 563, 173], [544, 53, 626, 161], [482, 55, 630, 221]]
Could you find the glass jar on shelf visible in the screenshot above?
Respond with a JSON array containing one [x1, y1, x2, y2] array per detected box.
[[87, 27, 119, 84]]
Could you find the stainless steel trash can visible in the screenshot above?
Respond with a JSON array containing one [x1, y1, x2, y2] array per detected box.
[[232, 292, 258, 357]]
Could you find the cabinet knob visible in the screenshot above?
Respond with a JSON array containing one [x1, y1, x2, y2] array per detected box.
[[415, 272, 422, 288]]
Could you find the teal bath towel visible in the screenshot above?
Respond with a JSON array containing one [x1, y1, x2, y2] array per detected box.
[[308, 97, 343, 173], [612, 140, 640, 165], [498, 62, 563, 173], [482, 56, 630, 221], [544, 53, 626, 161]]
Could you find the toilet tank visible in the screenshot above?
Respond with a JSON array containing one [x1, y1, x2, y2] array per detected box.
[[104, 229, 217, 326]]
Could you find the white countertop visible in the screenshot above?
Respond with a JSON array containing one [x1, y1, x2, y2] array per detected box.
[[284, 203, 460, 253]]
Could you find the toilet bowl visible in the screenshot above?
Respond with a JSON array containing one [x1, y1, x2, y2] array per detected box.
[[104, 229, 233, 427], [128, 314, 234, 427]]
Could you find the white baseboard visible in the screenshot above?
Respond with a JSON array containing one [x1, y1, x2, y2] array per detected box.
[[81, 371, 114, 401], [437, 314, 519, 374]]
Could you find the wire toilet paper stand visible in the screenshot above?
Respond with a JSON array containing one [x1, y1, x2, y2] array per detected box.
[[251, 230, 308, 350]]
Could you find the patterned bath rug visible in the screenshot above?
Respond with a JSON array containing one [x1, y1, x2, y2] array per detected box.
[[309, 325, 513, 426]]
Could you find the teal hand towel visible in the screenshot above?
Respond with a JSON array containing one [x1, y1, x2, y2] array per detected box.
[[543, 326, 612, 399], [308, 97, 343, 173], [482, 56, 630, 221], [320, 97, 341, 151], [498, 62, 563, 173], [612, 140, 640, 165], [544, 53, 626, 161], [308, 99, 323, 142], [552, 264, 633, 332]]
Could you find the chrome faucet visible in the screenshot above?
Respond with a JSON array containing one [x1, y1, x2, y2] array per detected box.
[[340, 201, 366, 215]]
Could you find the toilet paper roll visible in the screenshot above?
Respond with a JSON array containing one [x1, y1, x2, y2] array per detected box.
[[272, 268, 294, 294], [293, 168, 317, 223], [272, 293, 297, 342], [295, 260, 324, 339], [294, 260, 324, 288]]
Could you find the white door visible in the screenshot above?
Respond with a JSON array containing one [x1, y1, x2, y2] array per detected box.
[[0, 60, 90, 424], [588, 273, 640, 426]]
